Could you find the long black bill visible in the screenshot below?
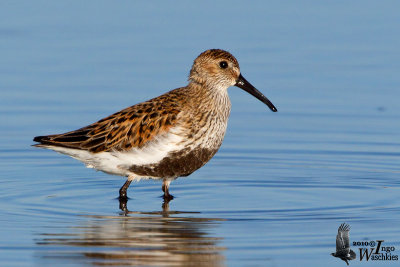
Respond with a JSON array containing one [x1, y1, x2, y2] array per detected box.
[[235, 74, 277, 112]]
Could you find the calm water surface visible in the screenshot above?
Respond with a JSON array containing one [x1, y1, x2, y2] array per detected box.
[[1, 1, 400, 266]]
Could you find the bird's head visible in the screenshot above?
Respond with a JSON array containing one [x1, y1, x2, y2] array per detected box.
[[189, 49, 277, 112]]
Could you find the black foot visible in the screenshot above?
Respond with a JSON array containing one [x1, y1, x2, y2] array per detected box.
[[119, 196, 128, 213], [118, 194, 129, 201], [119, 190, 129, 199], [163, 194, 174, 201], [162, 194, 174, 202]]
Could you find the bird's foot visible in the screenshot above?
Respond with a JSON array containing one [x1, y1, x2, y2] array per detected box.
[[118, 195, 129, 213], [162, 193, 174, 202]]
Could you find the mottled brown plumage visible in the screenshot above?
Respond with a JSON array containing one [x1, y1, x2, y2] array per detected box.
[[35, 90, 182, 152], [33, 49, 277, 202]]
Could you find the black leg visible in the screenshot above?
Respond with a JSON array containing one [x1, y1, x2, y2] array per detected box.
[[119, 179, 132, 200]]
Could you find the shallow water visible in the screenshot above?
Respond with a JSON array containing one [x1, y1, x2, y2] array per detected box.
[[1, 1, 400, 266]]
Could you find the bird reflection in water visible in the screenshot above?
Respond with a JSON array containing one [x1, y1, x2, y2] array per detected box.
[[36, 199, 225, 266]]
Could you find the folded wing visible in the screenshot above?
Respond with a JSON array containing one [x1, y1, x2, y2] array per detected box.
[[34, 93, 181, 153]]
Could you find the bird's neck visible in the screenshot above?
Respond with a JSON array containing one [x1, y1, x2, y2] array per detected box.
[[187, 81, 231, 120]]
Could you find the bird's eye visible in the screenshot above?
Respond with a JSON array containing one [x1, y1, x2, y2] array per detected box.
[[219, 61, 228, 69]]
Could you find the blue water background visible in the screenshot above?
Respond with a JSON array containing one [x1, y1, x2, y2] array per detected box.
[[1, 1, 399, 266]]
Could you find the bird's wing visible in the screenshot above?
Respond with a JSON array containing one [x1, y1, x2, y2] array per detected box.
[[33, 91, 183, 153], [338, 223, 351, 249], [336, 231, 346, 252]]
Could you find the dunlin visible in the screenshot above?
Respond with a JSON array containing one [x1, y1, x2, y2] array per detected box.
[[33, 49, 277, 201]]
